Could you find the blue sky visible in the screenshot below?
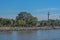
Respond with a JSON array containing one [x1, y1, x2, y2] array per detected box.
[[0, 0, 60, 20]]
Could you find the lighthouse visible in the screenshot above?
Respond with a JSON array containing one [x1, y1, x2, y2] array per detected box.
[[48, 12, 50, 22]]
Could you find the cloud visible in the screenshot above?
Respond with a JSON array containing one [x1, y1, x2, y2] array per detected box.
[[49, 14, 60, 20], [32, 8, 60, 20], [0, 16, 16, 20], [34, 14, 60, 21], [34, 8, 59, 12], [34, 14, 47, 20]]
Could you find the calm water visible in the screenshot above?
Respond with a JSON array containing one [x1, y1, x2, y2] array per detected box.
[[0, 30, 60, 40]]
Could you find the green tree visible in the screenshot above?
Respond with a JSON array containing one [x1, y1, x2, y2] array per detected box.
[[16, 11, 38, 27], [0, 18, 14, 27], [17, 20, 26, 27]]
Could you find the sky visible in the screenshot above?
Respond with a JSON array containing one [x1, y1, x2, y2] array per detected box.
[[0, 0, 60, 20]]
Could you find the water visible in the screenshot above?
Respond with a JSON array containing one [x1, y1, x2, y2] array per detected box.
[[0, 30, 60, 40]]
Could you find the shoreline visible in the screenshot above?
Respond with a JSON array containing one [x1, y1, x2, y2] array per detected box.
[[0, 26, 60, 31]]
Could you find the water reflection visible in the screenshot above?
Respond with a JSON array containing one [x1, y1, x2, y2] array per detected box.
[[0, 30, 60, 40]]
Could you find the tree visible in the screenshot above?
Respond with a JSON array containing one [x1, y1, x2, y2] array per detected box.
[[0, 18, 14, 27], [16, 20, 26, 27], [16, 11, 38, 27]]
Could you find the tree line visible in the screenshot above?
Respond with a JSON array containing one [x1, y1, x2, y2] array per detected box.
[[0, 11, 60, 27]]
